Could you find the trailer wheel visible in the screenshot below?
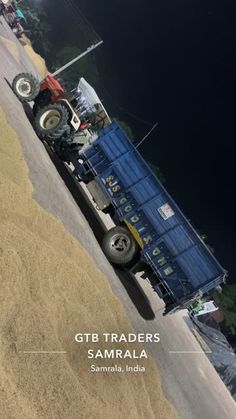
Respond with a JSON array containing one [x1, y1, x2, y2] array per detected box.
[[102, 226, 139, 267], [34, 103, 70, 141], [12, 73, 40, 102]]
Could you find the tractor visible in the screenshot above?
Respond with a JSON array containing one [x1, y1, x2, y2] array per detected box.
[[12, 72, 83, 142], [1, 1, 26, 37]]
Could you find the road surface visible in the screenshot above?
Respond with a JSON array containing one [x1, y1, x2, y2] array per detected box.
[[0, 17, 235, 419]]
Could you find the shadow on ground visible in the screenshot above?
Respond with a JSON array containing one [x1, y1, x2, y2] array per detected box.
[[45, 144, 155, 321]]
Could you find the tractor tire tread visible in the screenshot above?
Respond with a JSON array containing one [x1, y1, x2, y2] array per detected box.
[[34, 104, 69, 141], [12, 72, 40, 102]]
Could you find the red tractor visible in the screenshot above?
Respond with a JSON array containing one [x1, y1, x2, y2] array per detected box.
[[12, 72, 82, 141]]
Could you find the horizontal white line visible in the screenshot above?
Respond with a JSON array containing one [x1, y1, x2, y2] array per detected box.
[[21, 351, 67, 354], [169, 351, 212, 354]]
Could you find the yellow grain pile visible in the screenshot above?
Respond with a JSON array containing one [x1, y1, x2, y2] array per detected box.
[[0, 108, 177, 419]]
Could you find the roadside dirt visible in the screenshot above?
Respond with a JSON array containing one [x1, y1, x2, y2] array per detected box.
[[0, 35, 20, 62], [0, 106, 177, 418], [1, 33, 47, 78]]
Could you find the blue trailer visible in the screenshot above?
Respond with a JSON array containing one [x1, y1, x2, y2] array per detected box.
[[77, 120, 226, 314]]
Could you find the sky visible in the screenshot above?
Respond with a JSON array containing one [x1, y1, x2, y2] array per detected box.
[[41, 0, 236, 282]]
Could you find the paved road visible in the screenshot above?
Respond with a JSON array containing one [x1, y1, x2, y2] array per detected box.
[[1, 18, 236, 419]]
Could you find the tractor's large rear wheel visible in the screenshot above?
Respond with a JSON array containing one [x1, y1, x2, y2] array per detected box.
[[12, 73, 40, 102], [34, 103, 70, 141]]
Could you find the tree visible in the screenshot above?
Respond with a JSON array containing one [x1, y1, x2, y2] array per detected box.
[[148, 162, 166, 183], [21, 0, 51, 55], [118, 120, 134, 140], [213, 285, 236, 335], [54, 46, 99, 90]]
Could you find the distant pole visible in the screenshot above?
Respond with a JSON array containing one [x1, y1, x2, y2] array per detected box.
[[52, 40, 103, 77], [135, 121, 159, 148]]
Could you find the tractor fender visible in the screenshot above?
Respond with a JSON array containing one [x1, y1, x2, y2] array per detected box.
[[57, 99, 81, 131]]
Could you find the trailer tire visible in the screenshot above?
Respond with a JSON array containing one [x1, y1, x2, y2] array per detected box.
[[102, 226, 139, 267], [34, 104, 70, 141], [12, 73, 40, 102]]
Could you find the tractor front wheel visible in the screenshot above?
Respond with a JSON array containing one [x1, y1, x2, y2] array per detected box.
[[12, 73, 40, 102], [34, 103, 70, 141]]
